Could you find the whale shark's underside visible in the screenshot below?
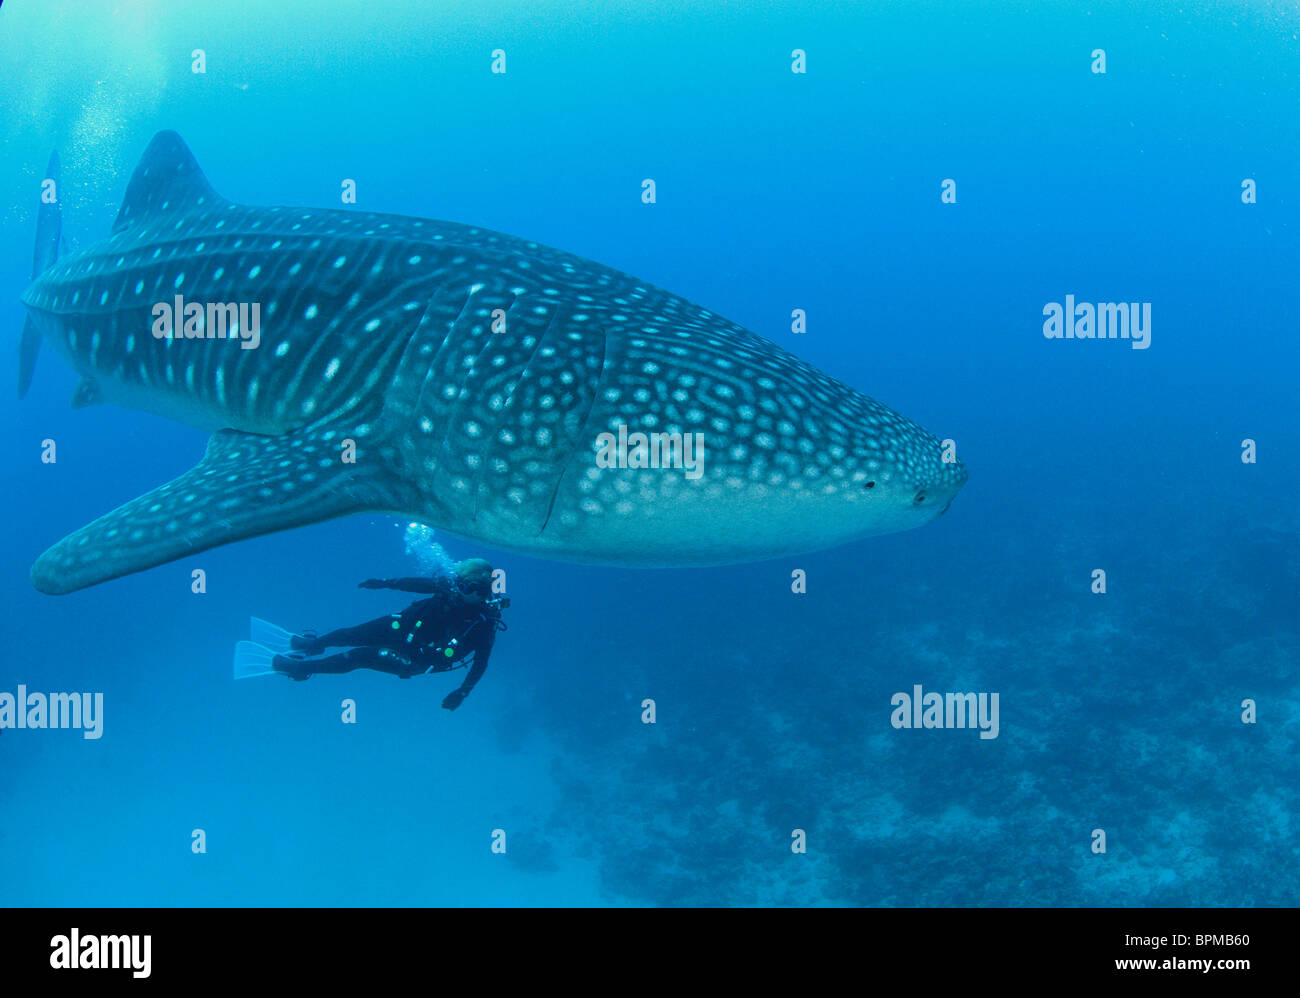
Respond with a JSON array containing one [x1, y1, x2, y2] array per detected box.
[[19, 131, 967, 594]]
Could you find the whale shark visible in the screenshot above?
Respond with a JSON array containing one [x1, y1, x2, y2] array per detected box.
[[20, 131, 967, 594]]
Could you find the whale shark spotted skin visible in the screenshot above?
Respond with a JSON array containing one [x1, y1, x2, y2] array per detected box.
[[21, 131, 967, 594]]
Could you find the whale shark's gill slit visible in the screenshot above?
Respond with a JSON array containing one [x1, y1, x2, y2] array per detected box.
[[470, 304, 561, 524], [537, 474, 563, 535], [431, 285, 502, 470], [508, 305, 561, 400], [456, 292, 550, 521], [536, 324, 606, 538], [421, 281, 529, 525], [459, 319, 513, 522], [405, 281, 475, 429]]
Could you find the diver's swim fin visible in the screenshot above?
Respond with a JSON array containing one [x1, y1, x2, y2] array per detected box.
[[250, 617, 298, 654], [232, 641, 284, 680]]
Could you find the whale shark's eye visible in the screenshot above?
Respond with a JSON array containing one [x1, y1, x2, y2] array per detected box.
[[913, 491, 927, 505], [864, 481, 875, 489]]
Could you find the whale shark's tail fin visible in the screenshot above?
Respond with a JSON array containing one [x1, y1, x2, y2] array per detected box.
[[18, 318, 42, 400], [19, 149, 62, 399], [31, 150, 62, 278], [30, 421, 409, 595]]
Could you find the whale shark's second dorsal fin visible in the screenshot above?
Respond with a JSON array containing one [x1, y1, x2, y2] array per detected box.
[[112, 131, 228, 235]]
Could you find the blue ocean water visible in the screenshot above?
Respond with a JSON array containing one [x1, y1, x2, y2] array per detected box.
[[1, 0, 1296, 906]]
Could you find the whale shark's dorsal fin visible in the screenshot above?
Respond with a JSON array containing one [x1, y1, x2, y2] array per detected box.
[[112, 131, 227, 235]]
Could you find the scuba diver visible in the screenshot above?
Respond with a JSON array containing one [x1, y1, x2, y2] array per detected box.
[[233, 558, 509, 711]]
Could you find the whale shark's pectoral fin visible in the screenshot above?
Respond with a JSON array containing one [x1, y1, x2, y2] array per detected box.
[[30, 424, 401, 595]]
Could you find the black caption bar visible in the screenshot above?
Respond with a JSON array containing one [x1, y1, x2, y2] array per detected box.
[[0, 908, 1282, 986]]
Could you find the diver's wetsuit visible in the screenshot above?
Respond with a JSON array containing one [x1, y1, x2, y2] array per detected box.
[[273, 577, 506, 710]]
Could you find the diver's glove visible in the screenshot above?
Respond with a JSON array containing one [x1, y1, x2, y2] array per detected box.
[[358, 578, 386, 590], [441, 688, 468, 711]]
